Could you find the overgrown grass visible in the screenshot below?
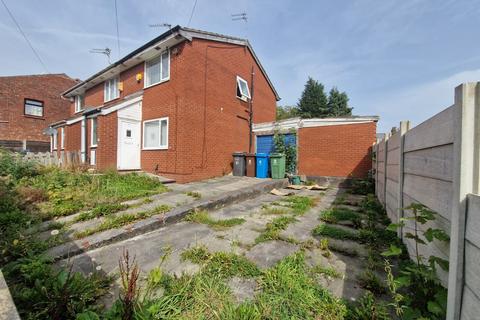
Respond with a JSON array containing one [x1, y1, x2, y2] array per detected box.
[[320, 207, 362, 227], [75, 203, 129, 222], [185, 210, 245, 230], [74, 205, 171, 238], [283, 195, 316, 215], [261, 206, 289, 215], [22, 167, 167, 219], [181, 246, 261, 279], [311, 264, 343, 279], [313, 224, 360, 241], [255, 215, 297, 243], [144, 252, 346, 319], [357, 270, 386, 294], [185, 191, 202, 199]]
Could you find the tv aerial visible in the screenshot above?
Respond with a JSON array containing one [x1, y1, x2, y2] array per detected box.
[[231, 13, 247, 22], [89, 48, 112, 64]]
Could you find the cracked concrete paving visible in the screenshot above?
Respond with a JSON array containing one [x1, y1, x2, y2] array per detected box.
[[58, 184, 373, 305]]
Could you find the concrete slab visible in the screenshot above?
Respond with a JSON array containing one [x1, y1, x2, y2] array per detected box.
[[228, 277, 257, 303], [245, 240, 299, 269]]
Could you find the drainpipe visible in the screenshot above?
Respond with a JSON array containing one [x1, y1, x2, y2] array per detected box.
[[248, 65, 255, 153], [80, 117, 86, 163]]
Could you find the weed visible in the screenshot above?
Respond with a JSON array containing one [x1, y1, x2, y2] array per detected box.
[[261, 206, 289, 215], [185, 210, 245, 230], [74, 205, 171, 238], [255, 215, 297, 243], [320, 207, 362, 228], [333, 195, 346, 205], [185, 191, 202, 199], [346, 291, 390, 320], [319, 238, 332, 258], [357, 270, 385, 294], [312, 264, 343, 279], [283, 195, 316, 215], [118, 249, 140, 320], [75, 203, 128, 222], [142, 198, 153, 204], [313, 224, 360, 241]]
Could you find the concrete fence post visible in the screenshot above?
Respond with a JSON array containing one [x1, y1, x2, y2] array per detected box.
[[446, 82, 480, 319], [397, 120, 410, 239], [383, 133, 389, 206]]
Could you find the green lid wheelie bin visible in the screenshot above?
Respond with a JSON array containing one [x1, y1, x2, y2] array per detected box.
[[270, 153, 286, 179]]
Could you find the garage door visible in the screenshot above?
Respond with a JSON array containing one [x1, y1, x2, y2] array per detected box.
[[256, 134, 296, 155]]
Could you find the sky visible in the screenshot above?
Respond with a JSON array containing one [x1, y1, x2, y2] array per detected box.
[[1, 0, 480, 132]]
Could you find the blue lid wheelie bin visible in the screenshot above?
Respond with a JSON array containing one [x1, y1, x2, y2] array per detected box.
[[256, 153, 269, 178]]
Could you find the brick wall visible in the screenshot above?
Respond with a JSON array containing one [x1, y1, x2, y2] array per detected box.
[[60, 37, 277, 183], [298, 122, 377, 178], [0, 74, 77, 147]]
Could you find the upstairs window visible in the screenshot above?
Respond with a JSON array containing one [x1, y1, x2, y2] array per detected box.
[[75, 95, 84, 113], [145, 50, 170, 87], [236, 76, 251, 101], [91, 118, 98, 147], [24, 99, 43, 117], [143, 117, 168, 150], [52, 131, 57, 150], [104, 77, 119, 102]]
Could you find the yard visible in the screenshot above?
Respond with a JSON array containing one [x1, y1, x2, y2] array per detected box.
[[0, 149, 447, 319]]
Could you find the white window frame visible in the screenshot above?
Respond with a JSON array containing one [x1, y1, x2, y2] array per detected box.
[[60, 127, 65, 149], [142, 117, 169, 150], [104, 77, 120, 102], [24, 99, 44, 117], [52, 131, 57, 150], [90, 117, 98, 147], [236, 76, 251, 101], [75, 95, 84, 113], [144, 49, 170, 89]]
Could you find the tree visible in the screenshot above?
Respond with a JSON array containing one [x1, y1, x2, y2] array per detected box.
[[276, 105, 298, 120], [296, 77, 328, 118], [327, 87, 352, 117]]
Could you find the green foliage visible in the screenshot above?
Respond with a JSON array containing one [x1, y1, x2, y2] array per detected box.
[[276, 105, 298, 120], [346, 291, 390, 320], [0, 149, 38, 181], [273, 131, 297, 174], [320, 207, 362, 228], [313, 224, 360, 241], [3, 257, 110, 320], [311, 264, 343, 279], [356, 270, 385, 294], [350, 178, 374, 195], [255, 215, 297, 243], [297, 77, 329, 118], [383, 203, 449, 319], [185, 209, 246, 230], [23, 168, 167, 219], [283, 195, 316, 215], [75, 203, 129, 222], [261, 206, 289, 215], [327, 87, 352, 117], [185, 191, 201, 199], [255, 253, 347, 319]]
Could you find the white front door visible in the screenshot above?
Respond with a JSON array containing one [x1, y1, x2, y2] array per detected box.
[[117, 119, 141, 170]]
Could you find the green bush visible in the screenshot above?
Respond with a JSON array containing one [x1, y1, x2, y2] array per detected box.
[[0, 149, 38, 181]]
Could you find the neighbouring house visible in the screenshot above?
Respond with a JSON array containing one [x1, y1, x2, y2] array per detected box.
[[50, 26, 279, 183], [253, 116, 378, 179], [0, 74, 79, 152]]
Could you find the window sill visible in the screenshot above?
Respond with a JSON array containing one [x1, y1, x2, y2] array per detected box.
[[144, 78, 170, 90], [104, 97, 120, 104], [142, 147, 168, 151], [90, 145, 98, 148], [74, 110, 84, 114], [24, 115, 45, 120], [236, 96, 249, 103]]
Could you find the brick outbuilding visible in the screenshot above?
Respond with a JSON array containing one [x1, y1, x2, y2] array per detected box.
[[0, 74, 78, 151], [50, 26, 279, 183], [253, 117, 378, 179]]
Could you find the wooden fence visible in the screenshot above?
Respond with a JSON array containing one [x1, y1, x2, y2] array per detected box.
[[372, 82, 480, 320], [22, 151, 81, 167]]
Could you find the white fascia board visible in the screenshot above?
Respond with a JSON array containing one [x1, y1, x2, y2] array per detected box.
[[253, 117, 378, 133], [101, 95, 143, 116], [66, 116, 84, 125]]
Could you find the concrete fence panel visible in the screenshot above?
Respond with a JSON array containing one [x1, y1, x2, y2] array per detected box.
[[373, 82, 480, 319]]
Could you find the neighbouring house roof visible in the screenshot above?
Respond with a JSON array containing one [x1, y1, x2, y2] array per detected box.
[[252, 116, 380, 133], [62, 26, 280, 101]]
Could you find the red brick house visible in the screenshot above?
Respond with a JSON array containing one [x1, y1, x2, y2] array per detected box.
[[50, 26, 279, 182], [0, 74, 78, 152], [253, 117, 378, 178]]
